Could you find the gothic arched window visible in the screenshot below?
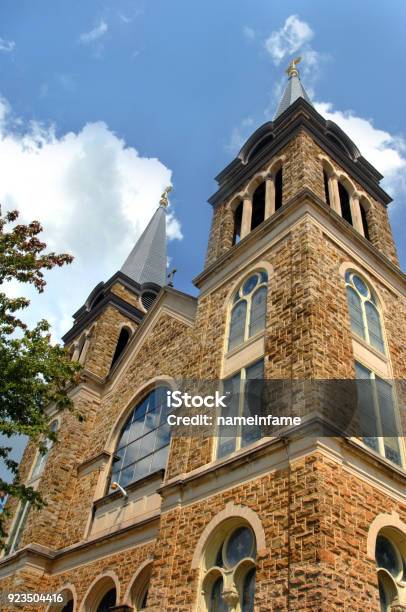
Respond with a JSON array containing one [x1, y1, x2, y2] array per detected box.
[[111, 327, 131, 368], [345, 271, 385, 353], [228, 271, 268, 351], [96, 588, 116, 612], [338, 182, 353, 225], [233, 202, 243, 245], [376, 531, 406, 610], [355, 361, 401, 466], [129, 564, 152, 611], [250, 182, 266, 231], [275, 167, 283, 211], [200, 524, 257, 611], [31, 419, 58, 480], [323, 170, 331, 206], [109, 387, 171, 491], [360, 201, 370, 240]]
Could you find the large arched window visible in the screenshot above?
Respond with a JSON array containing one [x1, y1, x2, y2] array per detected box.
[[228, 271, 268, 351], [109, 387, 171, 491], [375, 530, 406, 610], [250, 182, 266, 231], [345, 271, 385, 353], [200, 523, 257, 611]]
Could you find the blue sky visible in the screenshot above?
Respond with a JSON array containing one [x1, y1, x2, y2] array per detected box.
[[0, 1, 405, 477]]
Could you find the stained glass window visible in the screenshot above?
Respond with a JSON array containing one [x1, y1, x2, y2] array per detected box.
[[110, 387, 171, 490]]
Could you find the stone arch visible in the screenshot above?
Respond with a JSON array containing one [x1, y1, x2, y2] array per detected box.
[[336, 173, 356, 196], [123, 558, 154, 608], [367, 512, 406, 561], [79, 571, 120, 612], [222, 260, 274, 309], [339, 261, 388, 313], [318, 155, 336, 176], [110, 325, 134, 369], [245, 172, 267, 198], [191, 502, 267, 569], [226, 193, 245, 213], [265, 155, 285, 178], [359, 194, 372, 240], [47, 584, 77, 612]]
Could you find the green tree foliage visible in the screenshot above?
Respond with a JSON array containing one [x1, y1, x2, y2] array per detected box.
[[0, 208, 81, 546]]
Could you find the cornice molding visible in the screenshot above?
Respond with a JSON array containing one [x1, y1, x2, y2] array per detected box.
[[209, 99, 391, 208]]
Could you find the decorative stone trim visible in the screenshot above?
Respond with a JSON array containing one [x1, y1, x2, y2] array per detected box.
[[191, 502, 266, 569], [79, 570, 121, 612], [367, 511, 406, 560], [123, 558, 154, 607]]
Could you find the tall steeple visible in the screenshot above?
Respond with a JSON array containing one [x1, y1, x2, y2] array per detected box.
[[120, 187, 171, 287], [274, 56, 312, 120]]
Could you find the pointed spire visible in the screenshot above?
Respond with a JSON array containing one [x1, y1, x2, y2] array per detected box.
[[120, 188, 171, 287], [274, 56, 312, 120]]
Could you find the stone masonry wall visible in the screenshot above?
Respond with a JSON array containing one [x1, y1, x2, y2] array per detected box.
[[4, 453, 406, 611]]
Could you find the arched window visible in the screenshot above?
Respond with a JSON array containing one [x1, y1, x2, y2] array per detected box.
[[375, 530, 406, 610], [275, 167, 283, 211], [48, 589, 75, 612], [111, 327, 131, 368], [128, 563, 152, 611], [60, 598, 74, 612], [233, 202, 243, 245], [109, 387, 171, 491], [31, 419, 58, 480], [200, 523, 257, 611], [250, 182, 266, 231], [217, 359, 264, 458], [323, 170, 331, 207], [345, 271, 385, 353], [6, 501, 30, 555], [355, 361, 401, 466], [338, 182, 353, 225], [360, 202, 370, 240], [96, 587, 116, 612], [228, 271, 268, 351]]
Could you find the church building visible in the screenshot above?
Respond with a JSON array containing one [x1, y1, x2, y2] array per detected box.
[[1, 60, 405, 611]]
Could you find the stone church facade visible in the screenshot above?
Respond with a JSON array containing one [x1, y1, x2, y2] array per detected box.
[[0, 62, 405, 611]]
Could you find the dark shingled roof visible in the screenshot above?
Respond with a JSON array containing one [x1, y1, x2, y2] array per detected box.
[[120, 204, 167, 286], [274, 72, 312, 119]]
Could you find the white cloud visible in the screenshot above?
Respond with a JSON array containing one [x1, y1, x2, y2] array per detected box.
[[265, 15, 313, 65], [0, 96, 181, 340], [79, 20, 108, 44], [314, 102, 406, 200], [264, 15, 329, 100], [0, 38, 15, 53]]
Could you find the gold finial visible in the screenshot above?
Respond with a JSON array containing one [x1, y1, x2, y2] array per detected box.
[[159, 185, 172, 208], [286, 56, 302, 78]]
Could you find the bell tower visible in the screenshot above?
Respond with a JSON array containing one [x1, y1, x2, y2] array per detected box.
[[202, 58, 399, 275], [63, 190, 170, 379]]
